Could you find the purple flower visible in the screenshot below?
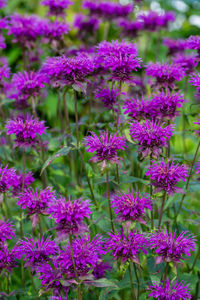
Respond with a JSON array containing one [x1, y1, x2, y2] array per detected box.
[[0, 0, 7, 8], [138, 11, 175, 31], [146, 62, 185, 88], [187, 35, 200, 56], [123, 95, 157, 120], [151, 89, 185, 120], [111, 190, 152, 224], [148, 279, 191, 299], [48, 196, 91, 239], [117, 19, 143, 38], [17, 187, 56, 217], [6, 114, 46, 148], [95, 85, 119, 110], [18, 235, 59, 268], [57, 235, 104, 278], [145, 159, 188, 195], [0, 164, 16, 193], [12, 71, 47, 98], [8, 14, 45, 48], [96, 40, 141, 82], [83, 1, 133, 20], [74, 14, 100, 41], [0, 219, 15, 245], [41, 0, 73, 17], [189, 72, 200, 91], [149, 228, 196, 264], [12, 171, 35, 195], [163, 37, 186, 56], [172, 53, 199, 75], [106, 229, 148, 264], [83, 130, 126, 169], [93, 261, 111, 279], [130, 120, 174, 159], [0, 57, 10, 81], [0, 244, 19, 273], [42, 55, 94, 88], [42, 20, 69, 40], [194, 119, 200, 136]]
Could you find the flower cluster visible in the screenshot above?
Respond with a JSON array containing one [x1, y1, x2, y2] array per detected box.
[[41, 0, 73, 17], [172, 53, 199, 75], [95, 85, 119, 110], [163, 37, 186, 55], [138, 11, 175, 31], [0, 164, 16, 194], [0, 219, 15, 245]]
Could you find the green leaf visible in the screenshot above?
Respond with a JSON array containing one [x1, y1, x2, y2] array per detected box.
[[85, 278, 118, 288], [40, 146, 72, 175]]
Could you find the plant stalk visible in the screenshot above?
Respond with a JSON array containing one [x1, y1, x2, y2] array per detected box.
[[106, 170, 115, 232]]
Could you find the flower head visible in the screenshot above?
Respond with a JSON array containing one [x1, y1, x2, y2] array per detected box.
[[111, 190, 152, 224], [12, 71, 47, 98], [163, 37, 186, 56], [95, 85, 119, 110], [41, 0, 73, 17], [0, 57, 10, 82], [189, 72, 200, 91], [187, 35, 200, 56], [0, 244, 19, 273], [48, 196, 91, 239], [130, 120, 173, 159], [6, 114, 46, 148], [145, 159, 188, 195], [18, 235, 59, 268], [96, 40, 141, 82], [57, 235, 104, 278], [12, 171, 35, 195], [93, 261, 111, 279], [17, 187, 56, 216], [0, 165, 16, 194], [0, 219, 15, 245], [149, 228, 196, 264], [151, 89, 185, 120], [139, 11, 175, 31], [172, 53, 199, 75], [42, 20, 69, 40], [146, 62, 185, 88], [117, 19, 143, 38], [148, 279, 191, 299], [83, 130, 126, 169], [74, 14, 100, 41], [106, 229, 148, 264]]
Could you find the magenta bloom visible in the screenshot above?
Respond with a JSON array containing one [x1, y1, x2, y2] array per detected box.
[[106, 229, 148, 264], [187, 35, 200, 56], [146, 159, 188, 195], [42, 55, 94, 89], [83, 1, 133, 20], [117, 19, 143, 38], [111, 190, 152, 224], [0, 0, 7, 8], [148, 279, 191, 299], [146, 62, 185, 88], [0, 57, 10, 81], [18, 235, 59, 268], [41, 0, 73, 17], [149, 228, 196, 264], [0, 219, 15, 245], [172, 53, 199, 75], [6, 114, 46, 148], [130, 120, 173, 159], [48, 196, 91, 239], [17, 187, 56, 217], [12, 171, 35, 195], [0, 245, 19, 273], [163, 37, 186, 56], [57, 235, 104, 277], [189, 73, 200, 91], [123, 95, 157, 120], [194, 119, 200, 136], [74, 14, 100, 41], [93, 262, 111, 279], [0, 164, 16, 194], [151, 89, 185, 120], [84, 130, 126, 169], [95, 85, 119, 110], [139, 11, 175, 31], [42, 20, 69, 40], [96, 40, 141, 82], [12, 71, 47, 98]]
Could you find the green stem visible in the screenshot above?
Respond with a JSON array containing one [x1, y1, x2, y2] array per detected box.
[[63, 89, 71, 134], [74, 89, 79, 148], [128, 265, 136, 300], [158, 192, 166, 228], [133, 263, 140, 299], [116, 81, 122, 128], [163, 263, 169, 287], [106, 170, 115, 232], [116, 165, 119, 185], [190, 245, 200, 272], [150, 157, 154, 229]]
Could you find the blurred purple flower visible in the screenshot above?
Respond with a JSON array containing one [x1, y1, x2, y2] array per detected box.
[[163, 37, 187, 56], [0, 244, 19, 273], [42, 20, 69, 40], [138, 11, 175, 31], [95, 85, 119, 110], [96, 40, 141, 82], [106, 229, 148, 264], [0, 0, 7, 8], [93, 261, 111, 279], [0, 57, 10, 81], [48, 196, 91, 239], [145, 159, 188, 195], [172, 53, 199, 75], [18, 235, 59, 268], [187, 35, 200, 56], [149, 228, 196, 264], [0, 219, 15, 245], [151, 89, 185, 120], [6, 114, 46, 148], [0, 164, 16, 194], [117, 19, 143, 38], [12, 171, 35, 195], [148, 279, 191, 299], [130, 120, 173, 159], [83, 130, 126, 169], [74, 14, 100, 41], [41, 0, 73, 17], [189, 72, 200, 91], [146, 62, 185, 88], [57, 235, 104, 278], [111, 190, 152, 224]]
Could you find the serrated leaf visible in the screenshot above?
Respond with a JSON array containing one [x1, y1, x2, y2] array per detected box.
[[84, 278, 118, 288], [40, 146, 72, 175]]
